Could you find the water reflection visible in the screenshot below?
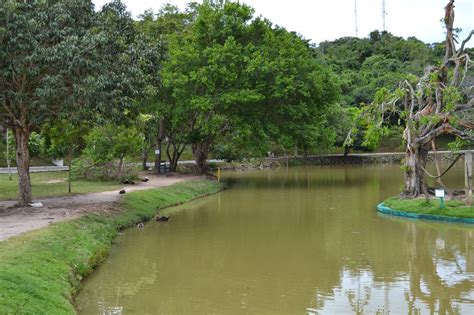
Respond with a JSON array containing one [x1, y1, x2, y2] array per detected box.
[[76, 165, 474, 314], [307, 222, 474, 314]]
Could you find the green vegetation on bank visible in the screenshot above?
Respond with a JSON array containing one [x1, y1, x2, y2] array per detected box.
[[0, 172, 121, 201], [383, 197, 474, 219], [0, 180, 223, 314]]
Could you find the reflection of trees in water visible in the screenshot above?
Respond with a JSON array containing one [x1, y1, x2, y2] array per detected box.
[[345, 272, 371, 314], [405, 224, 474, 314], [227, 165, 397, 191], [309, 217, 474, 313]]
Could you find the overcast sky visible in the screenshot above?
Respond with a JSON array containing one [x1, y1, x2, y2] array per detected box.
[[92, 0, 473, 46]]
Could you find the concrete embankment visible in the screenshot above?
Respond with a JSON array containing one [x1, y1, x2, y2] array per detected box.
[[209, 151, 467, 171], [292, 151, 468, 165]]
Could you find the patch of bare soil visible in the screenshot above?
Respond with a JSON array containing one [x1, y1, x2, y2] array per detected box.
[[0, 173, 200, 241], [45, 179, 66, 184]]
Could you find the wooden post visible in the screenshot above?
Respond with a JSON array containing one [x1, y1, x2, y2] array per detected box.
[[465, 151, 472, 206]]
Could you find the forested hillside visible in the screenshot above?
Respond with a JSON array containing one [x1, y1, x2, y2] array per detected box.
[[316, 31, 473, 151]]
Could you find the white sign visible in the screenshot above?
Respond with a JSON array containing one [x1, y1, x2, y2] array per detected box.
[[155, 149, 160, 155], [435, 189, 445, 198]]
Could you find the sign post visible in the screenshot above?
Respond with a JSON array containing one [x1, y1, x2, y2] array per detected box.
[[435, 189, 445, 209], [465, 151, 472, 206]]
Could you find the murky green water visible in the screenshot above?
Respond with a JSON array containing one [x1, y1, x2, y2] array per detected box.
[[76, 165, 474, 314]]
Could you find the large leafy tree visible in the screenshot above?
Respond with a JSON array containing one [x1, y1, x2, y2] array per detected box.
[[346, 0, 473, 198], [0, 0, 142, 206], [249, 22, 340, 156], [163, 0, 339, 173], [136, 5, 193, 172], [162, 1, 258, 173]]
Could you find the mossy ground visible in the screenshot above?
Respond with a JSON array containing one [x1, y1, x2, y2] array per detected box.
[[0, 172, 121, 201], [384, 196, 474, 219], [0, 180, 223, 314]]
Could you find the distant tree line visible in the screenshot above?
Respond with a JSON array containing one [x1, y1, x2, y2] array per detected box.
[[317, 30, 473, 151]]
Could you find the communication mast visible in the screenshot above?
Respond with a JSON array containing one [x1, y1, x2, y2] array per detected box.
[[382, 0, 387, 31], [354, 0, 359, 36]]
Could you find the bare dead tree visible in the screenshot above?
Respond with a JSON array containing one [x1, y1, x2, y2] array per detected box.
[[345, 0, 473, 198]]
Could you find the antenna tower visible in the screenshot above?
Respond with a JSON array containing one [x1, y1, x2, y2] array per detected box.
[[354, 0, 359, 36], [382, 0, 387, 31]]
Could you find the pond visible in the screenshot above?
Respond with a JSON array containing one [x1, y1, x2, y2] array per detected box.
[[76, 164, 474, 314]]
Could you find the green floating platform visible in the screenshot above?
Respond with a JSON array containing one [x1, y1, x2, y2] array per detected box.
[[377, 203, 474, 225]]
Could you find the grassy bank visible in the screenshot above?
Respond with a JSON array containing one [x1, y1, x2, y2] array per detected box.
[[0, 172, 121, 201], [0, 180, 223, 314], [383, 197, 474, 219]]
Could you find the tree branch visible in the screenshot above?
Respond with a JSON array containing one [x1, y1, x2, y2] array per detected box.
[[455, 99, 474, 111], [459, 30, 474, 53]]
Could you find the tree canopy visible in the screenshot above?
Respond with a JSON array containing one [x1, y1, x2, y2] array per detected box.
[[161, 0, 339, 172], [0, 0, 148, 205]]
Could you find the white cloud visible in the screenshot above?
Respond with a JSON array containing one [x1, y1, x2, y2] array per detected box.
[[92, 0, 473, 46]]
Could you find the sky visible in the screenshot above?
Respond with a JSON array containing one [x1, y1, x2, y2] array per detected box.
[[92, 0, 474, 46]]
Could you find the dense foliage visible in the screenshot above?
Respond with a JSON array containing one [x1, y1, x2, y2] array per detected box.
[[158, 1, 339, 172], [1, 0, 472, 205], [317, 31, 446, 149], [0, 0, 146, 205]]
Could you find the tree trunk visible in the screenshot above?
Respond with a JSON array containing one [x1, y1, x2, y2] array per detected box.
[[166, 142, 183, 173], [141, 147, 149, 171], [6, 128, 12, 181], [117, 155, 124, 180], [13, 127, 32, 206], [193, 142, 210, 174], [169, 157, 178, 172], [402, 146, 429, 198]]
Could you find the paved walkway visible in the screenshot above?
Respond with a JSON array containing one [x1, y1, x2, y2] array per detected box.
[[0, 166, 69, 174], [0, 174, 198, 241]]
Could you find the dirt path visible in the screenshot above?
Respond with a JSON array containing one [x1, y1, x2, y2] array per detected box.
[[0, 174, 199, 241]]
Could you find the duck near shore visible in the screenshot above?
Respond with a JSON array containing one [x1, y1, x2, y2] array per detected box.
[[155, 213, 170, 222]]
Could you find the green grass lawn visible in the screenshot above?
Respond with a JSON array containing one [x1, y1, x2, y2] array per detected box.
[[0, 180, 223, 314], [0, 172, 121, 201], [384, 196, 474, 219]]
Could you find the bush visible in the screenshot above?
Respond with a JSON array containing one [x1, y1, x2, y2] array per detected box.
[[71, 158, 139, 182]]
